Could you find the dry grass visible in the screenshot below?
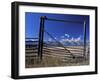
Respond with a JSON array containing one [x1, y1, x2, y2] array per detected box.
[[25, 54, 89, 68], [25, 46, 89, 68]]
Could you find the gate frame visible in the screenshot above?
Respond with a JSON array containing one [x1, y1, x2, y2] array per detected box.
[[38, 16, 87, 61]]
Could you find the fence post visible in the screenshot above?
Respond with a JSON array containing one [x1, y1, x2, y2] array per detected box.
[[38, 16, 47, 61], [83, 16, 86, 58]]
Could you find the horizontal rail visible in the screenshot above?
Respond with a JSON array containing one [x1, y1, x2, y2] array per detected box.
[[43, 53, 84, 58], [43, 46, 84, 51], [43, 51, 88, 55], [25, 38, 39, 39], [45, 18, 83, 24]]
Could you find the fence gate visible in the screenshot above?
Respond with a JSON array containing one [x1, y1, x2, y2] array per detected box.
[[38, 16, 87, 61]]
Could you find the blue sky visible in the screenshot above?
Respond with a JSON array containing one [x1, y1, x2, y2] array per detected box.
[[25, 12, 89, 42]]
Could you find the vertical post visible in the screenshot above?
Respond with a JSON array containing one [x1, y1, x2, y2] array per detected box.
[[38, 16, 46, 61], [38, 16, 42, 61], [83, 16, 86, 57]]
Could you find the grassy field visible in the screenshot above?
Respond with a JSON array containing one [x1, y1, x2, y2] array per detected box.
[[25, 46, 89, 68]]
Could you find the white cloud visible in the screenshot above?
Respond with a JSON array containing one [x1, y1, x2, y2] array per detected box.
[[74, 36, 81, 42], [61, 33, 70, 39], [60, 36, 82, 45], [65, 34, 70, 38], [54, 37, 57, 39]]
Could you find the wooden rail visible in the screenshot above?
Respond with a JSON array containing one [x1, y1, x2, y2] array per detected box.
[[25, 46, 89, 58]]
